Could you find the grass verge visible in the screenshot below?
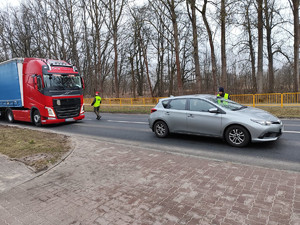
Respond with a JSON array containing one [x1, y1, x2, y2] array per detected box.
[[85, 105, 153, 114], [256, 106, 300, 118], [0, 125, 71, 172]]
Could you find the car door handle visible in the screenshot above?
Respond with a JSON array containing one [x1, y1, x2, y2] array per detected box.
[[187, 114, 194, 118], [165, 112, 170, 115]]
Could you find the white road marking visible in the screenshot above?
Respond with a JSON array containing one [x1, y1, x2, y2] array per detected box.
[[283, 131, 300, 134], [107, 120, 148, 125]]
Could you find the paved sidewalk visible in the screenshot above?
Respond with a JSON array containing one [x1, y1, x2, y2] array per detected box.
[[0, 136, 299, 225]]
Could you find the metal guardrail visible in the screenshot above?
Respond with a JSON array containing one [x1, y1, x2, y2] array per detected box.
[[230, 92, 300, 107], [84, 97, 164, 107], [84, 92, 300, 108]]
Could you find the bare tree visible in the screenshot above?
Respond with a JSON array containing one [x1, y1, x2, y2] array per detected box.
[[149, 0, 184, 95], [220, 0, 227, 90], [101, 0, 127, 98], [289, 0, 299, 92], [195, 0, 218, 93], [186, 0, 202, 93], [263, 0, 285, 93], [244, 0, 257, 93], [257, 0, 264, 93]]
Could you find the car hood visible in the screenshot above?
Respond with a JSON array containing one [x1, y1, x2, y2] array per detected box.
[[239, 107, 279, 121]]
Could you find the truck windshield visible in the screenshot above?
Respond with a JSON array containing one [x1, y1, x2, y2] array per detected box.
[[43, 74, 82, 90]]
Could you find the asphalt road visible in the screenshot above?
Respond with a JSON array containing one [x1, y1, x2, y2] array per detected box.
[[1, 112, 300, 172]]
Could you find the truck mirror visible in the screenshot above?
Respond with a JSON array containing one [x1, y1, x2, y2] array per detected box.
[[81, 77, 85, 89], [33, 76, 43, 90], [37, 77, 42, 90], [34, 77, 38, 90]]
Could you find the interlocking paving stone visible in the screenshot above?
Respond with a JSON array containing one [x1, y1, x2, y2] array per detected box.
[[0, 136, 299, 225]]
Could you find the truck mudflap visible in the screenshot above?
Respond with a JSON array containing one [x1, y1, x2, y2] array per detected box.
[[41, 114, 85, 125]]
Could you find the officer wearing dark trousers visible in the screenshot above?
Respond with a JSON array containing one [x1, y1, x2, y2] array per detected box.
[[91, 92, 102, 120]]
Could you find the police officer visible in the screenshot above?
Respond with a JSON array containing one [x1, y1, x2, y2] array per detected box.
[[91, 92, 102, 120], [217, 87, 230, 99]]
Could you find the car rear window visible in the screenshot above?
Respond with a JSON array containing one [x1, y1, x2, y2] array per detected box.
[[162, 100, 169, 108]]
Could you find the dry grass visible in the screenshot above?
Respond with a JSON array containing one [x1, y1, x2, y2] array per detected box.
[[257, 107, 300, 118], [0, 125, 71, 172], [85, 105, 153, 114]]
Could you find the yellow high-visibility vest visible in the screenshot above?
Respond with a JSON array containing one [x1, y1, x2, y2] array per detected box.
[[93, 96, 102, 107], [217, 93, 229, 99]]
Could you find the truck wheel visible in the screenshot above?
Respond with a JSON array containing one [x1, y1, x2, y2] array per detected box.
[[33, 110, 42, 127], [6, 109, 14, 123]]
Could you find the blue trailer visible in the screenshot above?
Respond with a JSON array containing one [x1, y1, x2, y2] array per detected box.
[[0, 58, 24, 109]]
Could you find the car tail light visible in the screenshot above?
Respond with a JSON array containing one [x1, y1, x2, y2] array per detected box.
[[151, 108, 157, 113]]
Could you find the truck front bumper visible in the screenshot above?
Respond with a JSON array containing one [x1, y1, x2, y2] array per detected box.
[[41, 114, 85, 125]]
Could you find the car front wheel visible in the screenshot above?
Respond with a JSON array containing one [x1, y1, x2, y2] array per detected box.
[[154, 121, 169, 138], [225, 125, 250, 147]]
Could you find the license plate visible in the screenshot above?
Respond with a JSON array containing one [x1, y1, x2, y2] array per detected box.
[[65, 118, 74, 122]]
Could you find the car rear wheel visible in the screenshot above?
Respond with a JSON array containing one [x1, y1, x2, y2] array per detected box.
[[33, 110, 42, 127], [225, 125, 250, 147], [6, 108, 14, 123], [154, 121, 169, 138]]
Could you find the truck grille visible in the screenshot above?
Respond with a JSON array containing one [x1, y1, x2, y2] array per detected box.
[[53, 98, 81, 119]]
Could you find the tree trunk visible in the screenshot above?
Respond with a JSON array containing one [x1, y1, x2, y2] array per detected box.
[[129, 56, 136, 98], [264, 0, 274, 93], [257, 0, 264, 93], [221, 0, 227, 90], [198, 0, 218, 93], [143, 47, 153, 97], [169, 0, 183, 95], [292, 0, 299, 92], [187, 0, 201, 93], [113, 29, 119, 98], [245, 2, 257, 93]]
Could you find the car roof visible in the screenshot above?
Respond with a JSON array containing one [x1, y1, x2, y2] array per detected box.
[[161, 94, 216, 101]]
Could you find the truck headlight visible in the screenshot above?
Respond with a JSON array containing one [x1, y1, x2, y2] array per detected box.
[[80, 105, 84, 114], [251, 119, 272, 126], [45, 106, 56, 117]]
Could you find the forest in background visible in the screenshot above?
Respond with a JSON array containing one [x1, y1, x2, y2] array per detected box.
[[0, 0, 299, 98]]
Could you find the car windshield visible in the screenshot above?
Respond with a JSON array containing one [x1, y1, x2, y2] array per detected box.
[[208, 96, 247, 111], [43, 74, 82, 90]]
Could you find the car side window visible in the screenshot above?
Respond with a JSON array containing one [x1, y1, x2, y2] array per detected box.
[[168, 99, 187, 110], [189, 99, 215, 112], [162, 100, 169, 108]]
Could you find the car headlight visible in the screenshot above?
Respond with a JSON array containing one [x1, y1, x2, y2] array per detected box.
[[251, 119, 272, 126], [45, 106, 56, 117], [80, 105, 84, 114]]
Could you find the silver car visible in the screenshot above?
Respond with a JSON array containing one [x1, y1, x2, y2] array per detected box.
[[148, 94, 283, 147]]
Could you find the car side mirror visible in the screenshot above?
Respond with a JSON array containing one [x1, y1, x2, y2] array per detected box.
[[209, 108, 219, 113]]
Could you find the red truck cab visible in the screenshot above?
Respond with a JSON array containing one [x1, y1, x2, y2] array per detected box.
[[1, 58, 85, 126]]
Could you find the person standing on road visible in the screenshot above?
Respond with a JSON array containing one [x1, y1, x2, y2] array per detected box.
[[217, 87, 230, 99], [91, 92, 102, 120]]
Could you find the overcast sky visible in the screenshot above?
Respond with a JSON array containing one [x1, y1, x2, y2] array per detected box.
[[0, 0, 147, 9], [0, 0, 20, 8]]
